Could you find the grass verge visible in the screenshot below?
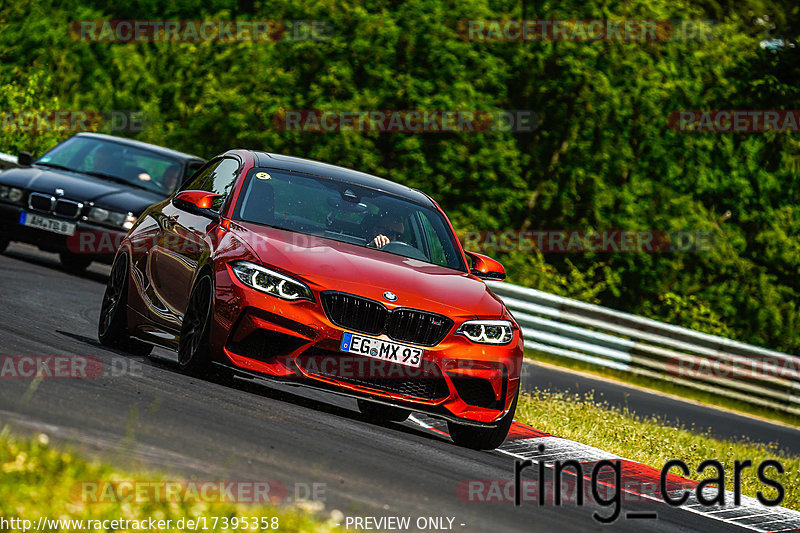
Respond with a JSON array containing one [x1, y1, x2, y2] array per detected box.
[[0, 425, 341, 532], [526, 350, 800, 428], [515, 389, 800, 511]]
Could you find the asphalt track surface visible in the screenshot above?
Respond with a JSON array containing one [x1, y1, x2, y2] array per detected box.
[[1, 243, 796, 533]]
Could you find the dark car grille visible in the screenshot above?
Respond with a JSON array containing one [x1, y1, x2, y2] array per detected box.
[[28, 193, 83, 220], [449, 375, 503, 410], [54, 199, 82, 218], [321, 292, 453, 346], [29, 193, 54, 212], [297, 348, 450, 401]]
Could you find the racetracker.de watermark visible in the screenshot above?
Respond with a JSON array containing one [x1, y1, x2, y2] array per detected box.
[[668, 110, 800, 132], [73, 481, 290, 503], [69, 20, 331, 42], [0, 355, 142, 379], [460, 230, 716, 253], [0, 110, 149, 133], [666, 355, 800, 381], [272, 110, 538, 133], [458, 19, 718, 42]]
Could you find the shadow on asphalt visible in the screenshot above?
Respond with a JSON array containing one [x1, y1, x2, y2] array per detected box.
[[58, 327, 450, 446], [2, 247, 110, 284]]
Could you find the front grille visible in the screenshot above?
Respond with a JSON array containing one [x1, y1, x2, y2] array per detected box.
[[321, 291, 453, 346], [28, 193, 82, 219], [297, 347, 449, 401], [29, 193, 54, 212], [54, 199, 82, 218], [322, 292, 386, 335]]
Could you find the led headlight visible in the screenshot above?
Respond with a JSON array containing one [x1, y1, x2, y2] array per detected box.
[[88, 207, 137, 230], [231, 261, 313, 302], [457, 320, 514, 345], [0, 186, 24, 203]]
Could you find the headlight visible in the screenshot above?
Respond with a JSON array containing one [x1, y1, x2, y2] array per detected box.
[[231, 261, 313, 302], [87, 207, 137, 230], [457, 320, 514, 345], [0, 186, 24, 203]]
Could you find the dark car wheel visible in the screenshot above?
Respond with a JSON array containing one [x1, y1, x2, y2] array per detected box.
[[60, 252, 92, 274], [178, 273, 214, 376], [447, 392, 518, 450], [98, 254, 153, 356], [0, 234, 9, 253], [357, 399, 410, 422]]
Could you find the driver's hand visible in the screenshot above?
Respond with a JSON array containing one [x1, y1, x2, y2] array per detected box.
[[369, 234, 390, 248]]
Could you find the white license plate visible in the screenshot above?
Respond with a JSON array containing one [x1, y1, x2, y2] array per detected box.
[[20, 212, 76, 236], [340, 332, 423, 368]]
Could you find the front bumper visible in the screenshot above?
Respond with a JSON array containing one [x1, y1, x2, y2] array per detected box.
[[210, 264, 523, 426], [0, 201, 126, 263]]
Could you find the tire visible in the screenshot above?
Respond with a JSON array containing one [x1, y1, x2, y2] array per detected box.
[[0, 234, 9, 253], [98, 254, 153, 356], [447, 392, 518, 450], [177, 273, 214, 376], [357, 399, 410, 422], [60, 252, 92, 274]]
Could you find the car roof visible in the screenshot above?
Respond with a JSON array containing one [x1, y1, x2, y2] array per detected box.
[[250, 151, 434, 207], [75, 132, 205, 162]]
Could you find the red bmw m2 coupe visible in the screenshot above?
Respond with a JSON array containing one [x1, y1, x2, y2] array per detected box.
[[98, 150, 524, 449]]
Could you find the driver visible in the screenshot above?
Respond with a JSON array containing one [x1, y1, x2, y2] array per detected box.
[[368, 215, 405, 249]]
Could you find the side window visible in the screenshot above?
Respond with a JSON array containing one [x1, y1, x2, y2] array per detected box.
[[204, 158, 240, 211], [181, 159, 218, 191], [181, 157, 240, 211], [184, 161, 206, 183]]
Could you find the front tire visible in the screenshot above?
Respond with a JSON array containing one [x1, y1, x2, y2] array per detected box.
[[447, 392, 518, 450], [0, 234, 9, 253], [178, 273, 214, 376], [98, 254, 153, 356]]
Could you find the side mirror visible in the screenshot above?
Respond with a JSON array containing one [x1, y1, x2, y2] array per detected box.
[[17, 152, 33, 166], [173, 190, 223, 219], [465, 251, 506, 281]]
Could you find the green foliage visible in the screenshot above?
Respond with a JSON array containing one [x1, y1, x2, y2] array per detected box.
[[1, 0, 799, 353], [0, 427, 342, 531]]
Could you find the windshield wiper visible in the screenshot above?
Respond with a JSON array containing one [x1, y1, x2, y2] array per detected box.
[[82, 171, 151, 191], [35, 162, 78, 172]]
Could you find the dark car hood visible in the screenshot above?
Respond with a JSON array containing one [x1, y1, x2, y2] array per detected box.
[[233, 222, 506, 318], [0, 166, 165, 213]]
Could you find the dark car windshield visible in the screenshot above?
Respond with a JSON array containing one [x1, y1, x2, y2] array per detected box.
[[36, 136, 184, 195], [234, 169, 466, 272]]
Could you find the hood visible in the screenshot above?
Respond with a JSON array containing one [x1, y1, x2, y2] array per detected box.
[[233, 221, 505, 318], [0, 166, 164, 214]]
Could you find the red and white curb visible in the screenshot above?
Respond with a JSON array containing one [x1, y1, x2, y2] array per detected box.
[[409, 415, 800, 532]]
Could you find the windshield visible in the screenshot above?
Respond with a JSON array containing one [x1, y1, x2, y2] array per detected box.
[[36, 136, 184, 195], [234, 169, 466, 271]]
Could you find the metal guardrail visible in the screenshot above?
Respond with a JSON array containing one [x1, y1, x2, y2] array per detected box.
[[487, 281, 800, 417]]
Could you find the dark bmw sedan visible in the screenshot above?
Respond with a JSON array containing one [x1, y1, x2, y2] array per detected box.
[[0, 133, 205, 272]]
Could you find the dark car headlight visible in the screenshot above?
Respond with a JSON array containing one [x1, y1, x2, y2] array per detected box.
[[0, 186, 25, 203], [87, 207, 137, 230], [231, 261, 313, 302], [457, 320, 514, 345]]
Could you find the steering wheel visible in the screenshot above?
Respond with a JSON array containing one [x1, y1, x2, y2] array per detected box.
[[381, 241, 429, 262]]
